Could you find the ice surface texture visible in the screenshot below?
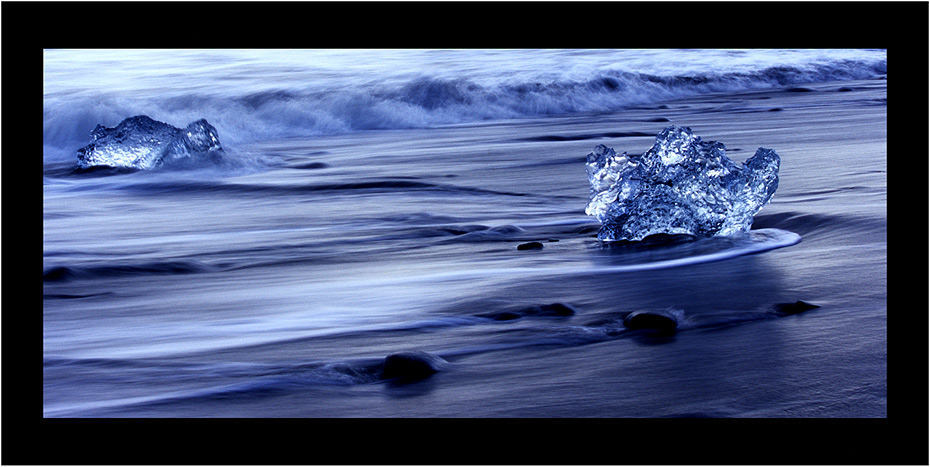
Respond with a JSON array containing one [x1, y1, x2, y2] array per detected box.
[[76, 115, 222, 170], [585, 126, 779, 241]]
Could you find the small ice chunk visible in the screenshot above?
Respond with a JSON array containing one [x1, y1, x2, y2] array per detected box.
[[76, 115, 223, 170], [585, 126, 779, 241]]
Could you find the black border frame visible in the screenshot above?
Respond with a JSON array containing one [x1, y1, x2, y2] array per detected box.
[[6, 2, 926, 465]]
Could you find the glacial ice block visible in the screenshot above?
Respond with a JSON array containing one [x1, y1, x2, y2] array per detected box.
[[76, 115, 223, 170], [585, 126, 779, 241]]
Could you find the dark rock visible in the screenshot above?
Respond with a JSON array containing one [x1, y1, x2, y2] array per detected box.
[[624, 310, 679, 333], [293, 161, 329, 170], [485, 311, 522, 321], [837, 87, 854, 92], [775, 300, 820, 316], [517, 241, 544, 250], [647, 117, 671, 122], [768, 107, 783, 112], [381, 351, 447, 381], [784, 87, 815, 93]]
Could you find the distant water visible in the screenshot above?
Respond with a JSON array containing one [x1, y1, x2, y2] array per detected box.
[[43, 49, 886, 418], [43, 49, 886, 160]]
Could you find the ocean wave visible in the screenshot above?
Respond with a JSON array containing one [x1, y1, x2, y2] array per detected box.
[[43, 57, 886, 161]]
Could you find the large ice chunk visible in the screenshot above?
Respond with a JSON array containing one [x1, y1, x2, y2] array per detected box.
[[585, 126, 779, 241], [76, 115, 223, 170]]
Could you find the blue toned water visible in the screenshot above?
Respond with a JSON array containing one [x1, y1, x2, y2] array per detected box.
[[43, 49, 887, 418], [43, 49, 886, 161]]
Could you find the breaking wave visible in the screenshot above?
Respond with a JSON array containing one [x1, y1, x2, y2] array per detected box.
[[43, 53, 886, 162]]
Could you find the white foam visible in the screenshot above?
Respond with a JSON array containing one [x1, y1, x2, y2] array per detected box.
[[43, 49, 887, 158]]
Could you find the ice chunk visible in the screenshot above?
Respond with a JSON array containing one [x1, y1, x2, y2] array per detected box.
[[585, 126, 779, 241], [76, 115, 223, 170]]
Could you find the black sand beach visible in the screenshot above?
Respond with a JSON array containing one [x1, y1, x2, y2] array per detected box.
[[43, 78, 887, 419]]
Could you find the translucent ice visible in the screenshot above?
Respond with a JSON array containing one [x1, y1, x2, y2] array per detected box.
[[76, 115, 223, 170], [585, 126, 779, 241]]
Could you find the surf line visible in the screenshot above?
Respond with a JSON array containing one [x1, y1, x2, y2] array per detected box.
[[375, 228, 802, 285]]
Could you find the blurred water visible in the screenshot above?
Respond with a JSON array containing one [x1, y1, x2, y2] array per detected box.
[[43, 49, 886, 159], [43, 50, 886, 418]]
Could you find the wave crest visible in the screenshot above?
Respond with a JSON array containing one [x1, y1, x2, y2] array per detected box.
[[43, 57, 886, 162]]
